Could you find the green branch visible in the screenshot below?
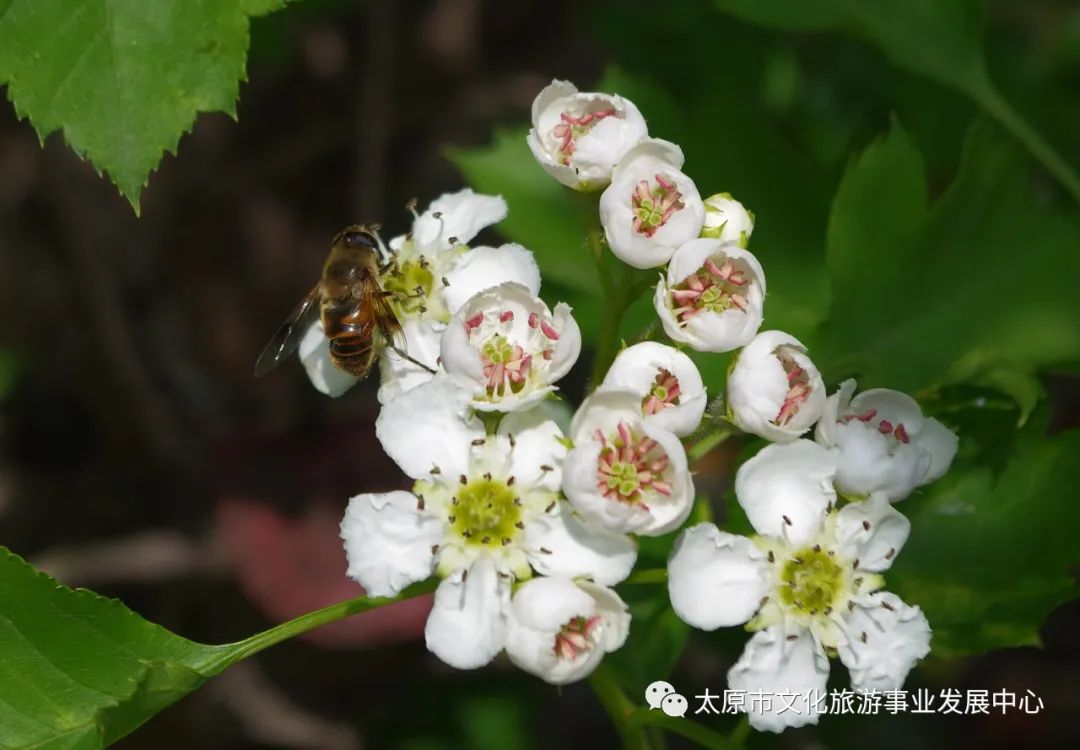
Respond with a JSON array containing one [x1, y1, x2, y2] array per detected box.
[[195, 578, 440, 674], [627, 709, 745, 750]]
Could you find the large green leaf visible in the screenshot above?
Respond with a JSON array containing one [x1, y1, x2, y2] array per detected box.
[[713, 0, 1080, 202], [0, 0, 290, 212], [888, 415, 1080, 658], [817, 117, 1080, 410], [0, 546, 427, 749]]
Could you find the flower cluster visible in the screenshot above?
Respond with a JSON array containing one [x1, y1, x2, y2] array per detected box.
[[298, 79, 959, 722]]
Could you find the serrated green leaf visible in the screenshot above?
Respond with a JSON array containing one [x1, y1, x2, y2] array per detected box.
[[888, 416, 1080, 658], [713, 0, 1080, 203], [0, 0, 289, 212], [0, 547, 222, 748], [817, 117, 1080, 402], [0, 546, 430, 749]]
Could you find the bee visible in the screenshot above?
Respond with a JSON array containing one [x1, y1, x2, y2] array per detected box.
[[254, 225, 435, 380]]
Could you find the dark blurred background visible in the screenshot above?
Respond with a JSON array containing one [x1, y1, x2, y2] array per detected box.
[[0, 0, 1077, 748]]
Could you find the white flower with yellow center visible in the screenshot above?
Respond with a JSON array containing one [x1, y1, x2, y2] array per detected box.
[[526, 80, 649, 190], [815, 379, 959, 501], [667, 440, 931, 733], [599, 341, 707, 437], [599, 139, 705, 269], [344, 377, 636, 670], [654, 238, 766, 352], [563, 389, 694, 536], [505, 577, 630, 685], [440, 282, 582, 412], [727, 331, 827, 443]]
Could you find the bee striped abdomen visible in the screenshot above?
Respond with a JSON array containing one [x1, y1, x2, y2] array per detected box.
[[328, 331, 376, 377]]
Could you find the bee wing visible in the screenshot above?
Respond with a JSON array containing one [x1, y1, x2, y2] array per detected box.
[[254, 285, 322, 377], [367, 279, 406, 351]]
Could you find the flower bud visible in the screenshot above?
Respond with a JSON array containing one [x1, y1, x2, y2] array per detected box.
[[701, 193, 754, 247]]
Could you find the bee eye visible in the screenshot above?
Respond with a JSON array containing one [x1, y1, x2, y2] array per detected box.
[[342, 230, 376, 248]]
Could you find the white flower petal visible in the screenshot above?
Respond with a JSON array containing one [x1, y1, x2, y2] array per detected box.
[[443, 244, 542, 314], [497, 408, 567, 491], [375, 374, 483, 479], [376, 317, 443, 405], [524, 502, 638, 585], [601, 341, 707, 437], [832, 421, 926, 500], [735, 440, 836, 544], [728, 625, 830, 733], [299, 321, 361, 397], [919, 417, 959, 483], [411, 189, 508, 253], [341, 491, 441, 597], [578, 581, 631, 652], [425, 558, 510, 670], [814, 379, 856, 447], [667, 524, 769, 630], [838, 591, 931, 693], [850, 389, 925, 434], [834, 493, 911, 572]]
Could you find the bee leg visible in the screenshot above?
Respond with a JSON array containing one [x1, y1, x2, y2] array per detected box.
[[368, 226, 392, 263], [390, 345, 438, 374]]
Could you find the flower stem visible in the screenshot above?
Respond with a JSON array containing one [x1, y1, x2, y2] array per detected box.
[[627, 709, 745, 750], [589, 662, 653, 750], [623, 567, 668, 585], [193, 578, 440, 675], [687, 422, 737, 463]]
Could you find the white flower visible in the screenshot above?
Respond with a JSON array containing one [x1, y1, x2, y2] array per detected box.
[[667, 485, 931, 733], [384, 188, 521, 328], [815, 380, 959, 501], [505, 577, 630, 685], [346, 377, 636, 670], [440, 282, 581, 412], [701, 192, 754, 247], [526, 80, 649, 190], [563, 389, 694, 536], [727, 331, 827, 443], [654, 238, 765, 352], [599, 341, 706, 437], [599, 140, 705, 269]]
